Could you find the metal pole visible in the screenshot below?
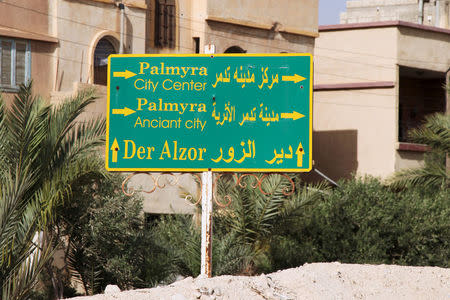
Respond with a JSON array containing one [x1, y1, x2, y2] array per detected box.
[[119, 3, 125, 54], [200, 171, 213, 277], [435, 0, 440, 27], [418, 0, 424, 25]]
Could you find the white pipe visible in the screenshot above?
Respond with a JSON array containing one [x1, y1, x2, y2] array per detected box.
[[435, 0, 440, 27], [119, 3, 124, 54], [418, 0, 424, 24]]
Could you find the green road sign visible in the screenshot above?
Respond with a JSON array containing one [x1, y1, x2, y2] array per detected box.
[[106, 53, 312, 172]]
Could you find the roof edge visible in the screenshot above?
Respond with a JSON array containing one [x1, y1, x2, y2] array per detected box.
[[0, 26, 58, 43], [314, 81, 395, 91], [207, 16, 319, 38], [319, 21, 450, 35]]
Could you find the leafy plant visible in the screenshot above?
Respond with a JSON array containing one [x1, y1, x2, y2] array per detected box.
[[389, 112, 449, 189], [53, 172, 172, 294], [0, 83, 105, 300], [289, 177, 450, 267], [154, 174, 328, 276]]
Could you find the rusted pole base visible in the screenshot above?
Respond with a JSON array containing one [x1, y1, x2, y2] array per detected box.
[[200, 171, 213, 277]]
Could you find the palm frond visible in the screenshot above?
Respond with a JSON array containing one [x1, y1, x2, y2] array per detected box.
[[0, 82, 107, 298], [389, 112, 449, 190], [43, 88, 105, 177], [2, 234, 54, 300], [408, 113, 450, 152], [388, 163, 448, 190]]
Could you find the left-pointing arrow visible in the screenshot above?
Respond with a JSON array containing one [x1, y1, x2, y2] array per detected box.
[[112, 107, 136, 116], [110, 138, 119, 163], [113, 70, 137, 79]]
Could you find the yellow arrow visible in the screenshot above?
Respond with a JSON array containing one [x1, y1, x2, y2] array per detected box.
[[112, 107, 136, 116], [110, 138, 119, 163], [295, 142, 304, 167], [281, 111, 305, 120], [113, 70, 137, 79], [282, 74, 307, 83]]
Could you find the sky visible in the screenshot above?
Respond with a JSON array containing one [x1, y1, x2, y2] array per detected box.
[[319, 0, 348, 25]]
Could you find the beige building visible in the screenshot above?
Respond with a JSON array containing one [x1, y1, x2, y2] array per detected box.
[[341, 0, 450, 29], [0, 0, 57, 98], [0, 0, 318, 213], [314, 21, 449, 180]]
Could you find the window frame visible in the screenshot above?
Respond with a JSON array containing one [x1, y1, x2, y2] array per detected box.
[[0, 38, 31, 92], [155, 0, 176, 48]]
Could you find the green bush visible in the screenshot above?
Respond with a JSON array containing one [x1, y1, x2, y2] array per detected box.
[[46, 172, 173, 296], [276, 177, 449, 268]]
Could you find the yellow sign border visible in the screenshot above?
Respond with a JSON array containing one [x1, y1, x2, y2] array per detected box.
[[105, 53, 313, 173]]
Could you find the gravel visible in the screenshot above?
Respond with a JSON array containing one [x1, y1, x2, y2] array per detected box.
[[69, 262, 450, 299]]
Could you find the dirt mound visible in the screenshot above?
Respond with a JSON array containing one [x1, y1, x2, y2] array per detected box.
[[70, 262, 450, 299]]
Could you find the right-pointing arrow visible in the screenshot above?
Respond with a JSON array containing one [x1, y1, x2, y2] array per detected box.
[[113, 70, 137, 79], [112, 107, 136, 117], [281, 111, 305, 120], [282, 74, 307, 83]]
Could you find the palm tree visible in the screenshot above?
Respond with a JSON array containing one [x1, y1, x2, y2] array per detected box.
[[0, 83, 105, 299], [214, 174, 328, 274], [388, 112, 449, 189]]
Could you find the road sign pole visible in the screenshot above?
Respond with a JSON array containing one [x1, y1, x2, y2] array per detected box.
[[200, 171, 213, 277]]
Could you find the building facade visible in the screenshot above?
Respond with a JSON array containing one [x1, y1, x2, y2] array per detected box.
[[0, 0, 57, 98], [314, 21, 449, 180], [341, 0, 450, 29], [0, 0, 318, 213]]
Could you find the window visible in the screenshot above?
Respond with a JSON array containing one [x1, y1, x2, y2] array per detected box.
[[155, 0, 176, 48], [94, 37, 117, 85], [224, 46, 246, 53], [0, 38, 31, 90], [398, 67, 446, 143]]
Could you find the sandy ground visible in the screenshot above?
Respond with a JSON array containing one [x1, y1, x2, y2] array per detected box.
[[70, 262, 450, 300]]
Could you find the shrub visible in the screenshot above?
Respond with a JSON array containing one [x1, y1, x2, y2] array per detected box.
[[280, 177, 449, 268]]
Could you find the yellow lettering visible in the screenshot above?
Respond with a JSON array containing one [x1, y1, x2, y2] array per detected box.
[[123, 140, 136, 159], [147, 147, 155, 159], [166, 66, 179, 75], [150, 66, 158, 74], [139, 62, 149, 74], [137, 146, 146, 159], [164, 102, 178, 112], [149, 102, 157, 111], [179, 147, 187, 160], [161, 119, 170, 128], [198, 148, 206, 161], [134, 78, 144, 90], [173, 141, 178, 160], [137, 98, 148, 110], [198, 103, 206, 112], [162, 79, 172, 90], [173, 81, 182, 90], [159, 140, 171, 160], [188, 148, 197, 160], [134, 116, 143, 128], [199, 67, 208, 76]]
